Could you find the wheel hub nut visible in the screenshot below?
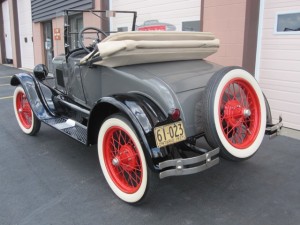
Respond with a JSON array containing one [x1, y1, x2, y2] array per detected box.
[[112, 157, 119, 166], [244, 109, 251, 117]]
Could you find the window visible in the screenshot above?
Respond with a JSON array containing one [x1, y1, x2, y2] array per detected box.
[[68, 13, 83, 50], [275, 12, 300, 34], [182, 21, 200, 32], [117, 27, 128, 32]]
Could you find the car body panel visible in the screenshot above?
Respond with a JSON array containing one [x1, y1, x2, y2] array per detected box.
[[52, 56, 223, 136], [112, 60, 223, 135]]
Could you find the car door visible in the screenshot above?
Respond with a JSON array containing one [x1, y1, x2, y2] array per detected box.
[[65, 52, 87, 105], [79, 65, 103, 107]]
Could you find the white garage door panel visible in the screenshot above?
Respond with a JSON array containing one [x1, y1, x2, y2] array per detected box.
[[264, 90, 300, 105], [260, 83, 300, 96], [257, 0, 300, 130], [265, 1, 300, 9], [259, 69, 300, 82], [261, 39, 300, 46], [262, 30, 300, 39], [262, 44, 300, 51], [2, 0, 13, 59], [261, 49, 300, 61], [260, 79, 300, 91], [267, 99, 300, 115], [271, 109, 300, 130], [17, 0, 34, 69], [260, 59, 300, 72], [112, 0, 200, 31]]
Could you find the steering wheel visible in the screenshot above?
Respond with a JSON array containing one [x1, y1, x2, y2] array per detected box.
[[78, 27, 108, 53]]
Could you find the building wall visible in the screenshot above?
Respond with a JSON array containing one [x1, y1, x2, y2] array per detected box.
[[31, 0, 96, 68], [32, 22, 45, 65], [52, 16, 65, 56], [52, 0, 106, 57], [83, 0, 101, 28], [31, 0, 93, 22], [202, 0, 247, 67], [257, 0, 300, 130], [111, 0, 201, 32], [0, 0, 21, 67], [242, 0, 259, 74]]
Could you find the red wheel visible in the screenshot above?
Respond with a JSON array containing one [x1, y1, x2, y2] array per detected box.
[[103, 126, 143, 194], [203, 67, 266, 161], [98, 114, 155, 203], [13, 86, 41, 135], [219, 78, 261, 149]]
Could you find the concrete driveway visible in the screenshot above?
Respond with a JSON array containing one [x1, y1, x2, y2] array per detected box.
[[0, 65, 299, 225]]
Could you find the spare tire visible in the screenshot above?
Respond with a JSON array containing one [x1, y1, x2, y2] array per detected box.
[[202, 67, 266, 161]]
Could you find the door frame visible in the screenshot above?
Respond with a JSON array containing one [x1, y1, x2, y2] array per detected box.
[[2, 0, 13, 62], [43, 20, 54, 72]]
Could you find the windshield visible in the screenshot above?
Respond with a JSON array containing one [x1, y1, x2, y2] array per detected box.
[[53, 10, 137, 57]]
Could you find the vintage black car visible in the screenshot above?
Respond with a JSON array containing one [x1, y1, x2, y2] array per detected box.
[[11, 10, 282, 204]]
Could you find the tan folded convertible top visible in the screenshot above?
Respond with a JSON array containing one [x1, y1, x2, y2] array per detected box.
[[80, 31, 219, 67]]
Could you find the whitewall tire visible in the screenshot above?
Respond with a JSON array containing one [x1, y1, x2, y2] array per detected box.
[[97, 114, 155, 204], [13, 86, 41, 135], [203, 67, 266, 161]]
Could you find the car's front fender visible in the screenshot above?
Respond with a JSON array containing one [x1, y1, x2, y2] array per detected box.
[[10, 73, 56, 120]]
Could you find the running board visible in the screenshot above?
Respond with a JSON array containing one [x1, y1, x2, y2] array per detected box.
[[42, 117, 87, 144]]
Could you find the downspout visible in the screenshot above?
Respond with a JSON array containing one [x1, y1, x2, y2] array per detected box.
[[200, 0, 204, 31]]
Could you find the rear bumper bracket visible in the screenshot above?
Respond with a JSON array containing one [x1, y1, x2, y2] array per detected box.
[[265, 116, 283, 139]]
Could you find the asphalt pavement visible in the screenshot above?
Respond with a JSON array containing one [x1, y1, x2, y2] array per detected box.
[[0, 64, 300, 225]]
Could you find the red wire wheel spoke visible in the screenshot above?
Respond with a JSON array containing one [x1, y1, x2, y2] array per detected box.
[[219, 78, 261, 149], [103, 126, 143, 194], [16, 92, 32, 129]]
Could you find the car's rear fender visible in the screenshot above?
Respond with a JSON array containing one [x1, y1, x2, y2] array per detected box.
[[263, 93, 273, 125], [88, 94, 168, 172], [10, 73, 56, 120]]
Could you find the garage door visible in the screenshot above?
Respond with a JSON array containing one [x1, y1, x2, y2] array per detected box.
[[111, 0, 201, 32], [17, 0, 35, 69], [257, 0, 300, 130], [2, 0, 13, 61]]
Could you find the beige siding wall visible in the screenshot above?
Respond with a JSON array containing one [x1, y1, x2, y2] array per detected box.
[[202, 0, 247, 66], [258, 0, 300, 130]]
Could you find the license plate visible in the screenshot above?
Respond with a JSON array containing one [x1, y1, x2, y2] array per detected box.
[[154, 121, 186, 148]]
